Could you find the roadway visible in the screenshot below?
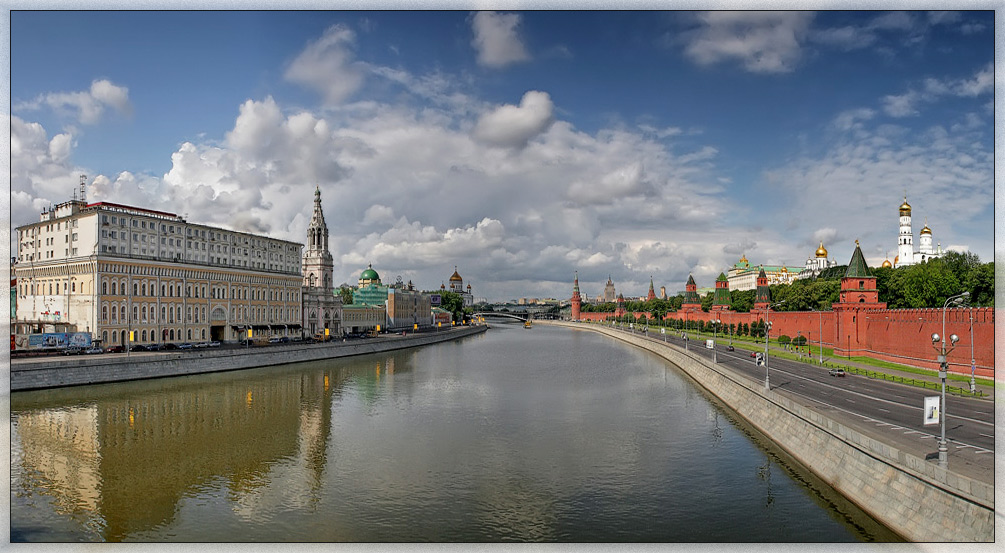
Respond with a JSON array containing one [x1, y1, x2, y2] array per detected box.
[[611, 325, 994, 482]]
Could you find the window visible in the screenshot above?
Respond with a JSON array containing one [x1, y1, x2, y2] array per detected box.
[[102, 305, 108, 322], [859, 280, 864, 290]]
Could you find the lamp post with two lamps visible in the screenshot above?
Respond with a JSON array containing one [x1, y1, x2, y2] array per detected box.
[[932, 291, 968, 468]]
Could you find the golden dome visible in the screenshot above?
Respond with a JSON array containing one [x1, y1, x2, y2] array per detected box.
[[815, 242, 828, 258], [739, 254, 748, 263], [449, 266, 463, 282], [921, 218, 932, 235], [894, 255, 899, 264], [899, 196, 912, 216], [882, 259, 892, 268]]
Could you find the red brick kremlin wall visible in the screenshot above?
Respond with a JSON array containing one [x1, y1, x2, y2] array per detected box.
[[571, 307, 993, 377]]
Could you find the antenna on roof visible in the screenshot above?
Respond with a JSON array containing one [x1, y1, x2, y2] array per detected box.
[[79, 174, 87, 203]]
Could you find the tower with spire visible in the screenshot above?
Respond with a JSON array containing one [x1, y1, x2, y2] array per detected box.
[[833, 240, 887, 357], [301, 186, 342, 338], [571, 272, 582, 320], [753, 267, 771, 310], [647, 276, 656, 301], [681, 275, 701, 311], [711, 272, 731, 311]]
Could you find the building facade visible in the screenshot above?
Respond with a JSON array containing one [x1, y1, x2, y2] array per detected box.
[[895, 195, 944, 267], [796, 242, 837, 280], [727, 254, 802, 291], [14, 193, 303, 347], [447, 266, 473, 307]]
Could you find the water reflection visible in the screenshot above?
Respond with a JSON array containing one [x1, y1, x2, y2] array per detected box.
[[12, 352, 413, 541]]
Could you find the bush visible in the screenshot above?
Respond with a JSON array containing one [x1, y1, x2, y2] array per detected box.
[[792, 335, 807, 346], [778, 335, 791, 345]]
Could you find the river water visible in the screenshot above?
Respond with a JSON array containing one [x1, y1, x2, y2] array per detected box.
[[10, 321, 899, 542]]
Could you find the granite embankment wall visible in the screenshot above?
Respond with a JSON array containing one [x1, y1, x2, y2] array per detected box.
[[543, 321, 993, 542], [10, 326, 486, 392]]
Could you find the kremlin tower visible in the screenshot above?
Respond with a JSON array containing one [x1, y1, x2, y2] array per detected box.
[[571, 272, 582, 321]]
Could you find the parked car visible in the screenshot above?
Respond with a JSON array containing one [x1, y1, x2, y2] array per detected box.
[[147, 343, 162, 351], [107, 345, 126, 353], [85, 346, 104, 354], [162, 343, 179, 350], [178, 343, 194, 350], [207, 341, 221, 347], [750, 351, 758, 358], [268, 337, 282, 343], [193, 342, 209, 348], [829, 368, 846, 377], [279, 336, 291, 343], [726, 345, 735, 351], [63, 346, 85, 355], [130, 344, 149, 352]]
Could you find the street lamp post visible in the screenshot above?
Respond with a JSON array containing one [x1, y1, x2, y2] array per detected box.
[[969, 308, 976, 395], [932, 291, 968, 468], [764, 301, 785, 391], [712, 318, 721, 363]]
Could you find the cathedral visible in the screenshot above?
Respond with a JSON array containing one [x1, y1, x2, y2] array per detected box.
[[893, 195, 944, 267], [301, 186, 342, 338]]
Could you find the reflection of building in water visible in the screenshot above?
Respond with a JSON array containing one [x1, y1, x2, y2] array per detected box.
[[14, 406, 102, 516], [12, 369, 340, 540], [11, 351, 419, 540]]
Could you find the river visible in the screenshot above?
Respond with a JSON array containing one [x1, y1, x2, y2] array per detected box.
[[9, 320, 899, 542]]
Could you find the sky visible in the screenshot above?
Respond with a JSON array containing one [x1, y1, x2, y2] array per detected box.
[[7, 9, 996, 303]]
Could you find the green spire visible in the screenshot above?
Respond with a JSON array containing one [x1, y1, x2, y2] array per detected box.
[[844, 240, 871, 278]]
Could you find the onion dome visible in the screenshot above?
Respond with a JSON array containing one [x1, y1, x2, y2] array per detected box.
[[894, 255, 899, 264], [440, 282, 446, 290], [449, 266, 463, 282], [360, 263, 379, 282], [899, 196, 912, 216], [882, 259, 892, 268], [920, 218, 932, 235], [815, 242, 828, 258]]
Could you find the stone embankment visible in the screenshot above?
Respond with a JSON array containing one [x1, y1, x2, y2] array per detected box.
[[10, 325, 487, 392], [542, 321, 993, 543]]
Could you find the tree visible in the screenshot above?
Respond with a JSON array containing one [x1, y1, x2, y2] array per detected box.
[[967, 262, 994, 307], [730, 290, 755, 313], [940, 251, 982, 290], [438, 291, 465, 322], [338, 286, 354, 305], [890, 261, 961, 309], [700, 292, 714, 312]]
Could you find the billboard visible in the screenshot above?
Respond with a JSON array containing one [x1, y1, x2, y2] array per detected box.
[[27, 332, 92, 349], [429, 294, 441, 306], [923, 396, 940, 426]]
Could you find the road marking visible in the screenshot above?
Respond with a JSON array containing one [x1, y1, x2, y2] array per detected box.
[[979, 433, 994, 439], [877, 408, 889, 413]]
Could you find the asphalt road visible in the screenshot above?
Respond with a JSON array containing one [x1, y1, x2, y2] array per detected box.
[[623, 327, 994, 479]]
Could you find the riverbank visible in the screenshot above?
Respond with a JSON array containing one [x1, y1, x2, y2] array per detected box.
[[541, 320, 993, 542], [9, 325, 487, 392]]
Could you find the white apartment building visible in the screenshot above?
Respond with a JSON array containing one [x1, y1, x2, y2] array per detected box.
[[14, 194, 304, 346]]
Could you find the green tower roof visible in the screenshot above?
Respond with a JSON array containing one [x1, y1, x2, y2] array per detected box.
[[844, 241, 871, 278]]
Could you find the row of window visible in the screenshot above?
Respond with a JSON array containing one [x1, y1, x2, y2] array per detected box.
[[100, 302, 298, 324], [99, 279, 300, 302], [102, 327, 205, 344]]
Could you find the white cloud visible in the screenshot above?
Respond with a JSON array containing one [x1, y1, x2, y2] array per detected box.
[[473, 90, 554, 149], [881, 63, 992, 118], [681, 11, 814, 73], [284, 24, 364, 105], [832, 108, 876, 131], [470, 11, 530, 68], [16, 79, 132, 124]]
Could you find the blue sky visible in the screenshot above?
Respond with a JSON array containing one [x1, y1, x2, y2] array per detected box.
[[8, 9, 996, 302]]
